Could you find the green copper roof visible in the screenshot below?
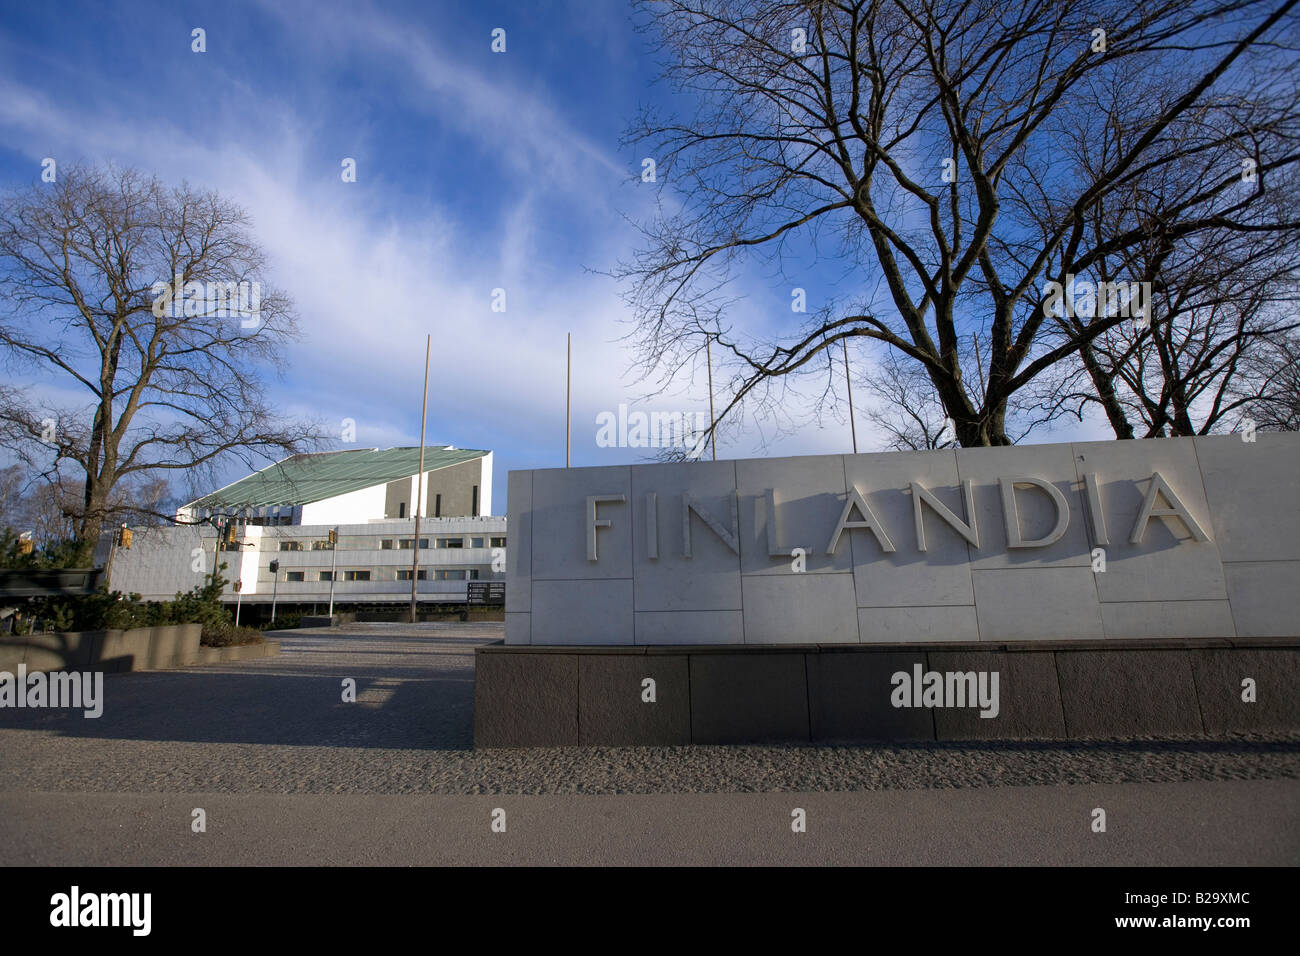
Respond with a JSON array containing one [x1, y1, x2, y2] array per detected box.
[[185, 447, 487, 511]]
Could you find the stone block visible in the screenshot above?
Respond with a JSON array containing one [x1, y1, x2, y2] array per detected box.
[[506, 469, 532, 611], [806, 650, 935, 741], [1223, 561, 1300, 637], [505, 611, 531, 645], [531, 465, 632, 580], [474, 651, 579, 747], [530, 579, 634, 645], [1071, 439, 1225, 602], [578, 654, 690, 745], [972, 568, 1104, 641], [1100, 601, 1236, 640], [735, 454, 849, 575], [741, 572, 858, 644], [858, 606, 981, 643], [955, 443, 1093, 569], [843, 449, 977, 607], [631, 460, 742, 612], [689, 652, 810, 743], [634, 610, 744, 645], [1193, 434, 1300, 562], [1056, 649, 1203, 736], [1189, 647, 1300, 733], [929, 650, 1066, 739]]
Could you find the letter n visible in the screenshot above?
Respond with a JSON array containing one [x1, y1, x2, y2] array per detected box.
[[911, 480, 979, 551], [682, 492, 740, 557]]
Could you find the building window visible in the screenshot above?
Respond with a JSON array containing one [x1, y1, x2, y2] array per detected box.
[[434, 569, 467, 581], [380, 539, 394, 550], [470, 536, 485, 548], [319, 571, 334, 582], [398, 538, 429, 549], [472, 485, 478, 517], [285, 571, 305, 582], [436, 536, 463, 549], [279, 541, 302, 552], [468, 569, 480, 580], [396, 569, 428, 581], [311, 540, 334, 551], [489, 536, 506, 548], [343, 570, 371, 582], [398, 502, 406, 518], [434, 493, 441, 518]]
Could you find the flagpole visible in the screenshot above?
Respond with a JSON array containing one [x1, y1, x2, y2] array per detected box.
[[408, 335, 431, 624], [706, 336, 716, 461], [843, 337, 858, 454], [566, 332, 572, 468]]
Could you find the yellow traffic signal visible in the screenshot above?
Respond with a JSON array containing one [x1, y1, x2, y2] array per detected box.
[[119, 527, 133, 549], [18, 533, 34, 555], [328, 529, 337, 545], [225, 524, 237, 545]]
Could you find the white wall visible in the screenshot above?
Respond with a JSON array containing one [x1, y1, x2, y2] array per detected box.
[[480, 452, 494, 515], [300, 484, 388, 526]]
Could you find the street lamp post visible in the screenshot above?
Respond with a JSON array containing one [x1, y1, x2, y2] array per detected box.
[[269, 559, 280, 624], [327, 527, 339, 619]]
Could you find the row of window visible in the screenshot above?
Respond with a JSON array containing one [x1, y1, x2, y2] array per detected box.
[[278, 536, 505, 552], [281, 569, 482, 582]]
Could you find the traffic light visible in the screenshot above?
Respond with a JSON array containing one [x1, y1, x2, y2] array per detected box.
[[119, 527, 132, 549], [269, 559, 280, 574], [17, 532, 33, 555], [328, 529, 337, 545], [225, 523, 237, 546]]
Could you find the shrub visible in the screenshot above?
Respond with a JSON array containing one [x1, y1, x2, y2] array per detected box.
[[16, 564, 236, 633], [201, 623, 265, 647], [261, 611, 301, 631]]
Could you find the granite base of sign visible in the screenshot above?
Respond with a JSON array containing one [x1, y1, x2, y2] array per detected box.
[[473, 638, 1300, 747]]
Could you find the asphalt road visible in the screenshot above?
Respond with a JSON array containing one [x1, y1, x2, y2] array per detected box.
[[1, 623, 1296, 865]]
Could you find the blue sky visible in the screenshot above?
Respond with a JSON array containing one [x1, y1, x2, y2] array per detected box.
[[0, 0, 1110, 513]]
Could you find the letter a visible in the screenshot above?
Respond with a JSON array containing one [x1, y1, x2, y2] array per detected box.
[[1128, 471, 1210, 544]]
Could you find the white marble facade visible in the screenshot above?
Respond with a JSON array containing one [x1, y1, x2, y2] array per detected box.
[[505, 434, 1299, 645]]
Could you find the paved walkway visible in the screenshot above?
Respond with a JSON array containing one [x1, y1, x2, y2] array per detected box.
[[1, 624, 1297, 864]]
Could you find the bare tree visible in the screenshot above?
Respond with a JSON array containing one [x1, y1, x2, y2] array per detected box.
[[616, 0, 1300, 450], [1053, 225, 1300, 437], [0, 165, 326, 564], [1236, 330, 1300, 430], [0, 463, 79, 545], [859, 345, 953, 450], [1029, 71, 1300, 438]]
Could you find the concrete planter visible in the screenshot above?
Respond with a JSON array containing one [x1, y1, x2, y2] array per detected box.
[[1, 629, 109, 672], [97, 628, 151, 672], [146, 623, 201, 668], [195, 646, 223, 665], [4, 623, 215, 674], [193, 639, 281, 664], [146, 625, 181, 669], [0, 639, 25, 671]]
